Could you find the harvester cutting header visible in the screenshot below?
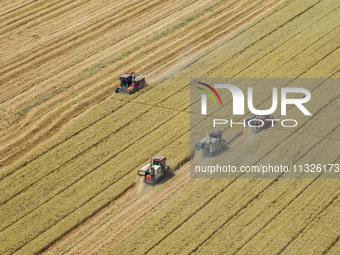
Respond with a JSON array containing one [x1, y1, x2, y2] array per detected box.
[[115, 72, 145, 94]]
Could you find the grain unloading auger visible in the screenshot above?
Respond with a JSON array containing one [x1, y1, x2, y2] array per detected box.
[[115, 72, 145, 94], [137, 156, 171, 184], [195, 129, 227, 156]]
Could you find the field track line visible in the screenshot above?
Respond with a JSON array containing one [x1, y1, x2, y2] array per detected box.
[[0, 0, 37, 17], [276, 179, 340, 254], [325, 233, 340, 254]]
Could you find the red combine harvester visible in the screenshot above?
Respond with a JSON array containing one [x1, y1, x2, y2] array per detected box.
[[137, 155, 170, 184], [246, 114, 275, 132], [115, 72, 145, 94]]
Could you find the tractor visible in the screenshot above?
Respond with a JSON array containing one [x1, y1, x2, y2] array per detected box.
[[195, 129, 227, 156], [137, 155, 171, 184], [246, 113, 275, 132], [115, 72, 145, 94]]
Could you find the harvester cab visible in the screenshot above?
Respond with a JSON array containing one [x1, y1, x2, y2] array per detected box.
[[120, 73, 132, 88], [137, 155, 170, 184], [115, 72, 145, 94]]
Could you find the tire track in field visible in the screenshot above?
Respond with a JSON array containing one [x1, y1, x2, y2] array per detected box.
[[325, 235, 340, 254], [193, 158, 340, 255], [0, 0, 93, 34], [235, 162, 340, 254], [0, 0, 36, 17], [276, 173, 340, 254]]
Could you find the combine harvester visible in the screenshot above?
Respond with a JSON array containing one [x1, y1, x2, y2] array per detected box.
[[115, 72, 145, 94], [245, 113, 275, 132], [195, 129, 227, 156], [137, 155, 171, 184]]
